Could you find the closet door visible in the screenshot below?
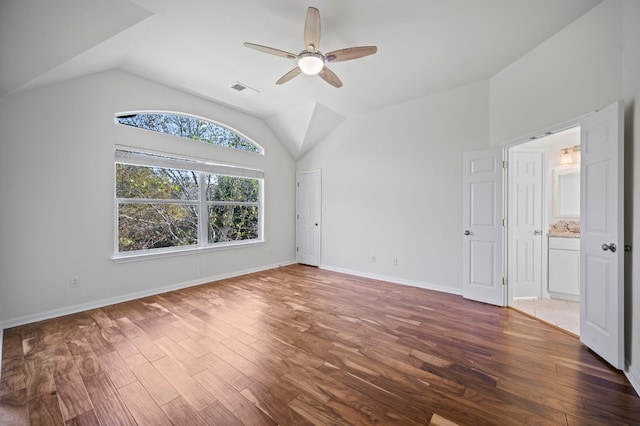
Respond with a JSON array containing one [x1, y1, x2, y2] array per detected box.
[[296, 170, 321, 266]]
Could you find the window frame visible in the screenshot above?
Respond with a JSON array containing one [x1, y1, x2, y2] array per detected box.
[[114, 111, 264, 155], [113, 147, 264, 262]]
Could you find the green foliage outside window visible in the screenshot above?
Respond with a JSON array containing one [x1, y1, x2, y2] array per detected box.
[[116, 163, 261, 253], [205, 175, 259, 243], [116, 164, 200, 252], [114, 112, 263, 255], [116, 113, 261, 154]]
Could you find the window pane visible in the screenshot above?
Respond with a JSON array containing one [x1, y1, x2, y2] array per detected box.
[[118, 203, 198, 252], [206, 175, 259, 202], [115, 113, 261, 154], [208, 205, 259, 243], [116, 164, 199, 200]]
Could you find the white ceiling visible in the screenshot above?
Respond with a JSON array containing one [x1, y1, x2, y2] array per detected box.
[[0, 0, 603, 158]]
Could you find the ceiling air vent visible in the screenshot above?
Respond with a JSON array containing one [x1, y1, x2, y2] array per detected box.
[[230, 82, 259, 95]]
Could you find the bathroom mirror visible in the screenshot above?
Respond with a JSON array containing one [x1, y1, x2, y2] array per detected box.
[[552, 167, 580, 218]]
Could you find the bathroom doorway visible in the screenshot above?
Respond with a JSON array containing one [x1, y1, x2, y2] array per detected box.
[[508, 126, 581, 336]]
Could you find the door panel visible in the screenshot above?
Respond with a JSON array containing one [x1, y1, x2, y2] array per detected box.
[[462, 148, 504, 306], [580, 101, 624, 370], [509, 150, 544, 298], [296, 170, 321, 266]]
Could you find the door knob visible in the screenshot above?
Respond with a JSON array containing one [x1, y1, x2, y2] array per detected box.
[[602, 243, 617, 253], [533, 230, 543, 235], [464, 230, 470, 236]]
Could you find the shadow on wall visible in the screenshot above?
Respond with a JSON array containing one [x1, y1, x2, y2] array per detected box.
[[624, 100, 634, 362]]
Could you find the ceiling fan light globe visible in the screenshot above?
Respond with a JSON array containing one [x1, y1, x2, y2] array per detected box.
[[298, 52, 324, 75]]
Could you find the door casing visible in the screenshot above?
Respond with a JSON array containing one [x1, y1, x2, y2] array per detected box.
[[503, 114, 589, 306]]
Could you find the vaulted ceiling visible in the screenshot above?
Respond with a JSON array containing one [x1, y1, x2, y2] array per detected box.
[[0, 0, 603, 158]]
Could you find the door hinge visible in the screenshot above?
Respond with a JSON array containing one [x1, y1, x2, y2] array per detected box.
[[502, 276, 507, 285], [296, 246, 299, 252], [502, 160, 508, 169], [502, 218, 507, 227], [297, 214, 299, 219], [297, 182, 300, 187]]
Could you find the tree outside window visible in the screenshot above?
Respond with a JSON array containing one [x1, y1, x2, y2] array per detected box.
[[114, 112, 263, 256]]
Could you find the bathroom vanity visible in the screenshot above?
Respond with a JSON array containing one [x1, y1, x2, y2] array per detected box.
[[548, 235, 580, 300], [548, 165, 580, 301]]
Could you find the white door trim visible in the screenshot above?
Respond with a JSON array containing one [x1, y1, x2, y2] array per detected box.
[[503, 117, 585, 307]]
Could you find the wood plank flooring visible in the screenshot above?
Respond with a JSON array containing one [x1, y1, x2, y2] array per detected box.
[[1, 264, 639, 425]]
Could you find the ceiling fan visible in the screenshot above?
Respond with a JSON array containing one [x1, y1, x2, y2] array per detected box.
[[244, 6, 377, 88]]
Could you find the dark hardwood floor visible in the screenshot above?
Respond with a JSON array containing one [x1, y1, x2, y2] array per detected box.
[[1, 264, 639, 425]]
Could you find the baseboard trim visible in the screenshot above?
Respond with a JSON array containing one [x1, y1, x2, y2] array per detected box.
[[0, 260, 297, 379], [3, 261, 636, 395], [0, 260, 296, 333], [319, 264, 463, 296]]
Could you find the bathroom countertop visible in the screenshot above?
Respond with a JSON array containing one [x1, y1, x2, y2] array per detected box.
[[549, 220, 580, 238]]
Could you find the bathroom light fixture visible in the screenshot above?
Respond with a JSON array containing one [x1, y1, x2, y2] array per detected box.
[[560, 145, 581, 165], [560, 148, 573, 164], [571, 145, 581, 163]]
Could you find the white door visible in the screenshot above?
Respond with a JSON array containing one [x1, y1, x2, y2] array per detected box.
[[580, 101, 624, 369], [509, 150, 544, 298], [462, 148, 504, 306], [296, 170, 321, 266]]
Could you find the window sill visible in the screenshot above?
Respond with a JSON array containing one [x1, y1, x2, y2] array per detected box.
[[111, 239, 265, 264]]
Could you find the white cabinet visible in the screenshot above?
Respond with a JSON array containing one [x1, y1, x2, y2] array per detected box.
[[548, 236, 580, 297]]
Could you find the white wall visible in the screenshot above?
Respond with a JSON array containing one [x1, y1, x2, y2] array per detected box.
[[490, 0, 640, 388], [0, 70, 296, 326], [490, 0, 623, 145], [296, 81, 490, 292]]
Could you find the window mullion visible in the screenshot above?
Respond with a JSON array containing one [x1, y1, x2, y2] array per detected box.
[[117, 198, 198, 205], [208, 201, 259, 207], [199, 172, 208, 246]]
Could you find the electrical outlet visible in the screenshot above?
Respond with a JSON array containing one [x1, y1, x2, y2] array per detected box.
[[70, 276, 79, 288]]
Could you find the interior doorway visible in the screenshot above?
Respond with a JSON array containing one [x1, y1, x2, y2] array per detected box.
[[507, 126, 581, 335]]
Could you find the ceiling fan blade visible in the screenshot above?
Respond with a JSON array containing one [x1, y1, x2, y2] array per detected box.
[[318, 66, 343, 88], [244, 42, 297, 60], [325, 46, 377, 63], [276, 67, 302, 85], [304, 7, 321, 51]]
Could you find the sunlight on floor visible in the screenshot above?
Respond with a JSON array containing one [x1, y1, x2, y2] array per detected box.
[[512, 298, 580, 336]]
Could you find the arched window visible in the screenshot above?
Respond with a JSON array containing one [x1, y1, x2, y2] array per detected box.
[[115, 112, 262, 154], [113, 111, 265, 259]]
